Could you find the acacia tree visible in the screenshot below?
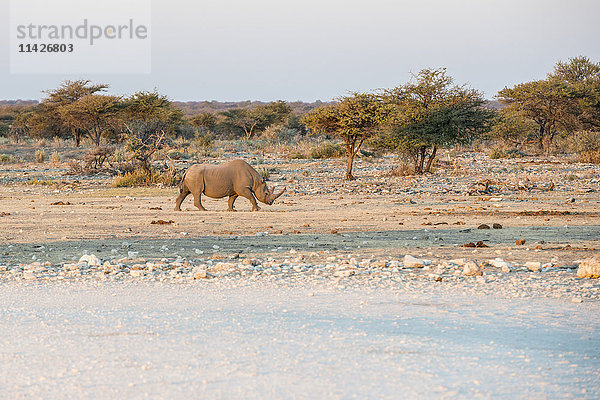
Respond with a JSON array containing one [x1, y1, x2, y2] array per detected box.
[[60, 94, 123, 146], [488, 108, 538, 148], [190, 112, 217, 134], [121, 91, 184, 172], [380, 68, 491, 173], [45, 80, 109, 146], [221, 100, 292, 139], [549, 56, 600, 132], [497, 79, 572, 151], [303, 92, 388, 180]]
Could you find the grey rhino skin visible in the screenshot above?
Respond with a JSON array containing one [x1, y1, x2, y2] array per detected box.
[[174, 159, 286, 212]]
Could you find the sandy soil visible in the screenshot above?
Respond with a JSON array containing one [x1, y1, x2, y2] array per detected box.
[[1, 153, 599, 265], [0, 151, 599, 398]]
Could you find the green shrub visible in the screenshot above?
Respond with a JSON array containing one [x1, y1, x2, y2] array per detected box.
[[50, 151, 61, 164], [288, 152, 307, 160], [489, 147, 524, 159], [35, 149, 46, 163], [261, 124, 299, 141], [26, 178, 59, 186], [575, 132, 600, 164], [565, 174, 579, 181], [167, 149, 191, 160], [0, 154, 12, 163], [390, 162, 414, 176], [308, 143, 345, 159], [113, 168, 175, 187], [194, 132, 215, 148], [193, 148, 221, 160]]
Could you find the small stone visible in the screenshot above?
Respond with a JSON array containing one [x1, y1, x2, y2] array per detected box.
[[192, 267, 209, 279], [477, 224, 490, 229], [488, 258, 513, 272], [403, 255, 424, 268], [130, 269, 144, 277], [334, 269, 354, 278], [515, 239, 526, 245], [78, 254, 101, 267], [448, 258, 467, 266], [525, 261, 542, 272], [492, 223, 502, 229], [463, 261, 482, 276], [577, 256, 600, 279]]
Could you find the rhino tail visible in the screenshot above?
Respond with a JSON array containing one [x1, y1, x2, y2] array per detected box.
[[178, 168, 189, 192]]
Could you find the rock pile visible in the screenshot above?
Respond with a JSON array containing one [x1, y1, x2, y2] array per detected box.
[[0, 252, 598, 301]]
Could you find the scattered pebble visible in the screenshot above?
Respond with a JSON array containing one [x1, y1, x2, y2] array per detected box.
[[577, 256, 600, 279]]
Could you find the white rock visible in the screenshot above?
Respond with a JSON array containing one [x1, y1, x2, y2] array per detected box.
[[488, 258, 513, 272], [577, 256, 600, 279], [334, 269, 354, 278], [127, 251, 139, 258], [525, 261, 542, 272], [449, 258, 467, 267], [192, 267, 209, 279], [78, 254, 101, 267], [463, 261, 482, 276], [403, 255, 424, 268]]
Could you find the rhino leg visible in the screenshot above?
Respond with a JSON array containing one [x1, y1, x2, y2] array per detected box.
[[174, 187, 190, 211], [192, 190, 207, 211], [227, 194, 238, 212], [237, 188, 261, 211]]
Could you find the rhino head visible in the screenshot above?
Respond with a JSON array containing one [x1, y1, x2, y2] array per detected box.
[[256, 183, 286, 205]]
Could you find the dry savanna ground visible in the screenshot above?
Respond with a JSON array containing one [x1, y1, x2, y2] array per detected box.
[[0, 150, 598, 266], [2, 148, 600, 399]]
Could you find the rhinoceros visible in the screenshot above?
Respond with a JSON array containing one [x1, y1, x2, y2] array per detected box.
[[174, 159, 286, 212]]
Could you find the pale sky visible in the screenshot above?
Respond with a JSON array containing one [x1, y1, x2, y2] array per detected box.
[[1, 0, 600, 101]]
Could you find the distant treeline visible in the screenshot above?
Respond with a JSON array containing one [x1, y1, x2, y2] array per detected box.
[[173, 100, 331, 116], [1, 56, 599, 179]]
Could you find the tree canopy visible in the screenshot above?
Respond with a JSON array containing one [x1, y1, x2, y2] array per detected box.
[[497, 57, 600, 151], [379, 68, 492, 173], [303, 92, 389, 180]]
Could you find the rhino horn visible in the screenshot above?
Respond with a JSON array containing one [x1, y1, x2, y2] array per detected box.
[[268, 187, 286, 203]]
